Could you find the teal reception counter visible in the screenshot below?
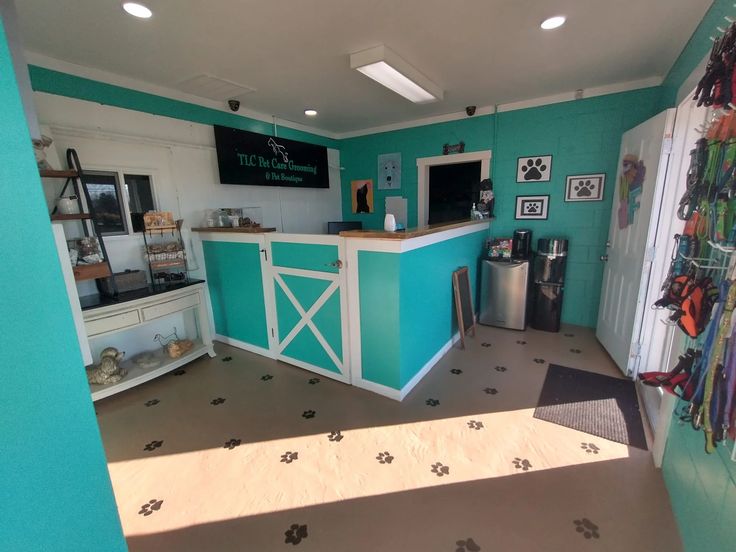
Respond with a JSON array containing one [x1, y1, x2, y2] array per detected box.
[[193, 219, 490, 400]]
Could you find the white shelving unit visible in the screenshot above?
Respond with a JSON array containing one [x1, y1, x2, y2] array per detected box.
[[82, 282, 215, 401]]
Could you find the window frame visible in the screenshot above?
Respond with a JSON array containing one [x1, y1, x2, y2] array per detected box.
[[83, 166, 159, 238]]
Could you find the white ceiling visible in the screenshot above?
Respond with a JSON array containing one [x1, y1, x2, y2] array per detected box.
[[16, 0, 712, 134]]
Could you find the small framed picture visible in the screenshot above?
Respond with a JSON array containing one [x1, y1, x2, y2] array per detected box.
[[565, 173, 605, 201], [515, 195, 549, 220], [517, 155, 552, 182]]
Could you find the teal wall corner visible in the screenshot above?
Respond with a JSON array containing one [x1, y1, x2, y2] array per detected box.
[[660, 0, 734, 107], [399, 230, 486, 387], [28, 65, 339, 150], [202, 240, 270, 348], [357, 250, 402, 389], [0, 17, 126, 552]]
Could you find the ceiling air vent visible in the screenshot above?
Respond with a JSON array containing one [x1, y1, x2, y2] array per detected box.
[[175, 74, 256, 101]]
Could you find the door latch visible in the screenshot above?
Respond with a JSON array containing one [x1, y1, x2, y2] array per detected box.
[[260, 248, 268, 261], [326, 259, 343, 269]]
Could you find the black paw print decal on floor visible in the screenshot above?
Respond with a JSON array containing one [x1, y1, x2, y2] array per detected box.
[[570, 348, 582, 354], [431, 462, 450, 477], [327, 431, 343, 442], [426, 398, 440, 407], [143, 440, 163, 452], [280, 451, 299, 464], [520, 158, 547, 181], [574, 180, 594, 197], [210, 397, 226, 406], [302, 410, 316, 419], [172, 369, 186, 376], [512, 458, 532, 471], [573, 518, 600, 539], [224, 438, 241, 450], [494, 366, 507, 372], [308, 378, 320, 385], [376, 451, 394, 464], [456, 537, 481, 552], [516, 340, 527, 345], [483, 387, 498, 395], [261, 374, 273, 381], [450, 368, 463, 375], [581, 442, 600, 454], [467, 420, 484, 430], [138, 499, 163, 516], [481, 342, 491, 348], [564, 333, 575, 337], [144, 399, 160, 407], [284, 523, 308, 545], [221, 356, 232, 362], [533, 358, 546, 364]]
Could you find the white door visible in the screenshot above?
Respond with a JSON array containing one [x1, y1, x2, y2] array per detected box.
[[264, 234, 351, 383], [596, 109, 676, 376]]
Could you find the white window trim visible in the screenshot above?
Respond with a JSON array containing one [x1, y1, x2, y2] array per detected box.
[[416, 150, 492, 228], [84, 164, 160, 238]]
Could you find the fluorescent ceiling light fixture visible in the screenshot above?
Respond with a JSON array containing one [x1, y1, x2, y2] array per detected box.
[[541, 15, 566, 30], [122, 2, 153, 19], [304, 109, 318, 116], [350, 45, 443, 104]]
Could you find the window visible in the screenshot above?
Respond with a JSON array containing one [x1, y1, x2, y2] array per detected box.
[[84, 170, 156, 236]]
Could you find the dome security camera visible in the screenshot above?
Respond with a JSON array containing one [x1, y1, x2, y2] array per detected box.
[[465, 106, 477, 116], [227, 99, 241, 112]]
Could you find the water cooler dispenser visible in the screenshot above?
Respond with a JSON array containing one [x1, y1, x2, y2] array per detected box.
[[531, 238, 568, 332]]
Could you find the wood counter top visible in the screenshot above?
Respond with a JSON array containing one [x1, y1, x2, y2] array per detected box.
[[339, 219, 490, 240], [191, 227, 277, 233]]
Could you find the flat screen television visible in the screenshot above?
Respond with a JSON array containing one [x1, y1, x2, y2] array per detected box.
[[327, 221, 362, 235]]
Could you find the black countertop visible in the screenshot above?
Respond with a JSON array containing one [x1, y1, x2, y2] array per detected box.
[[80, 279, 205, 311]]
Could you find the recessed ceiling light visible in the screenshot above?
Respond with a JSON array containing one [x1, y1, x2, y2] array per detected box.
[[541, 15, 566, 30], [122, 2, 153, 19], [304, 109, 318, 116]]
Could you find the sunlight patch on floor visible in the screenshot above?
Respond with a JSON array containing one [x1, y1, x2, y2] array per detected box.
[[111, 409, 630, 536]]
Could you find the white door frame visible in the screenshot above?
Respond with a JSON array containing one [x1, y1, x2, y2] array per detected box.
[[417, 150, 491, 227]]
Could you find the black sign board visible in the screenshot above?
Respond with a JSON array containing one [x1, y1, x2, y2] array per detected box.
[[214, 125, 329, 188]]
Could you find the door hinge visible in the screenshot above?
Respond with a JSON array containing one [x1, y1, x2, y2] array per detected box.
[[271, 328, 275, 338], [663, 137, 673, 155], [644, 246, 656, 263]]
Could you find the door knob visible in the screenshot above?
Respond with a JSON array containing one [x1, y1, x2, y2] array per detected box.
[[600, 255, 608, 262]]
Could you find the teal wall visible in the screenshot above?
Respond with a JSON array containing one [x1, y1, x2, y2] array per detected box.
[[358, 250, 402, 389], [202, 240, 269, 349], [662, 405, 736, 551], [341, 88, 664, 327], [399, 230, 486, 387], [0, 18, 126, 552], [358, 229, 486, 390]]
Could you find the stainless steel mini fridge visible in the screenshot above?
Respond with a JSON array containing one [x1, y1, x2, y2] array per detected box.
[[479, 259, 530, 330]]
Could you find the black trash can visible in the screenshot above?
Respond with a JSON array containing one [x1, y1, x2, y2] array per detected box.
[[531, 238, 568, 332]]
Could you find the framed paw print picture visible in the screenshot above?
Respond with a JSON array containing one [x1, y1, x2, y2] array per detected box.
[[515, 195, 549, 220], [517, 155, 552, 182], [565, 173, 605, 202]]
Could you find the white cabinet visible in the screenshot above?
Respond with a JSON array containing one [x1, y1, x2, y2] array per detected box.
[[83, 282, 215, 401]]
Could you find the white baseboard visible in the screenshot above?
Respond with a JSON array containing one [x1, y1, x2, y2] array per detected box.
[[399, 331, 460, 400], [214, 334, 275, 359], [353, 377, 402, 401]]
